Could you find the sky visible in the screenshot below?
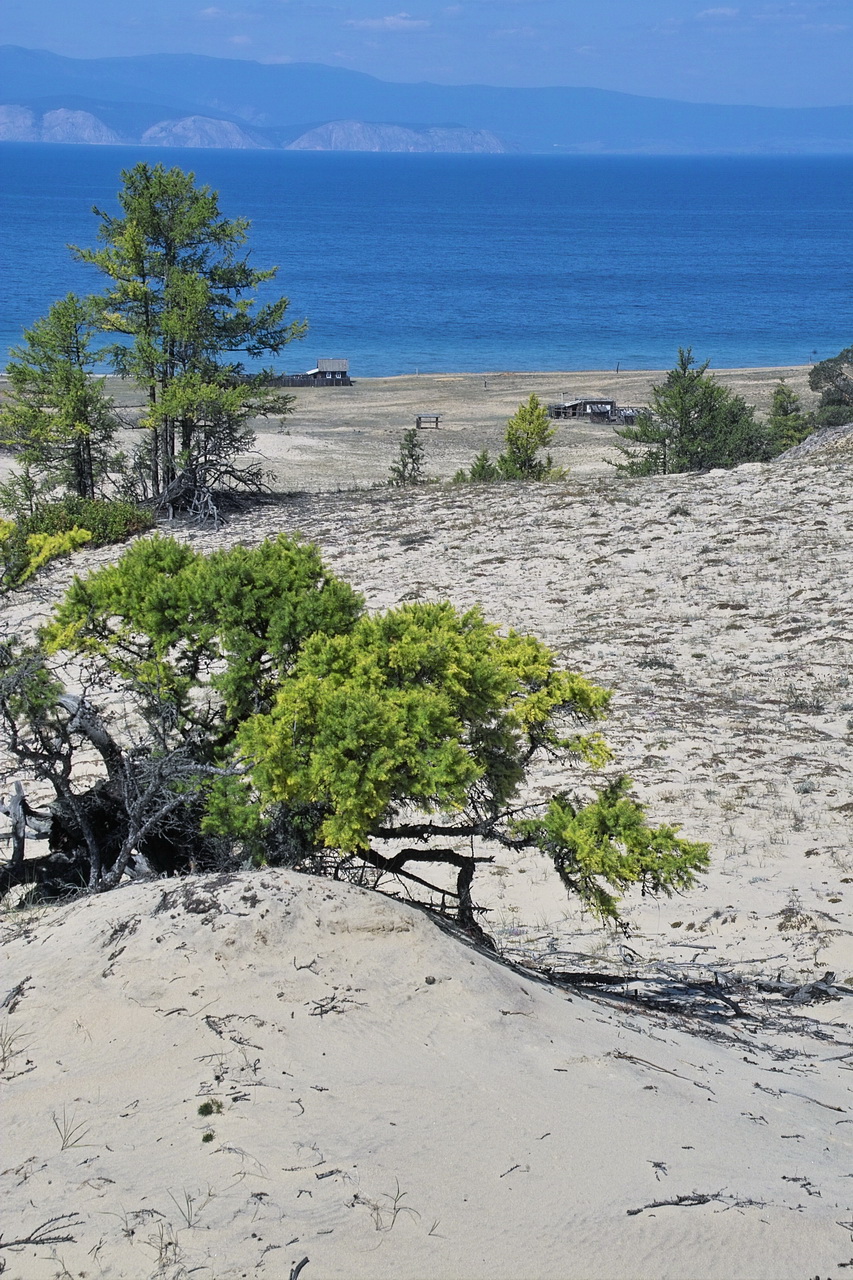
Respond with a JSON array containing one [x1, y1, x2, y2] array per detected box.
[[3, 0, 852, 108]]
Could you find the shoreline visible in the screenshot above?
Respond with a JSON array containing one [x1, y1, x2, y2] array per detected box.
[[345, 363, 810, 379]]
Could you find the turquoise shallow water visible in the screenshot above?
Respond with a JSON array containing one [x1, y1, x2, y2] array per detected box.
[[1, 144, 851, 376]]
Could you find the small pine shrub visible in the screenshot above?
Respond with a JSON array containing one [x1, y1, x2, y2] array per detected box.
[[468, 450, 500, 482], [455, 397, 563, 484], [389, 429, 427, 486]]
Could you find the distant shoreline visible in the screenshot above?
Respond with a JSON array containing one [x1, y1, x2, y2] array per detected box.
[[91, 363, 810, 385], [337, 364, 811, 381]]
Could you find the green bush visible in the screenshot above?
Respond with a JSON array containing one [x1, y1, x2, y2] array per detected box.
[[389, 428, 428, 486], [767, 381, 813, 450], [28, 533, 709, 919], [18, 498, 153, 546], [0, 498, 153, 592]]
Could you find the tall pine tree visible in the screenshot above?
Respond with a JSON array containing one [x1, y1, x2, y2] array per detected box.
[[613, 348, 774, 474], [74, 163, 306, 506]]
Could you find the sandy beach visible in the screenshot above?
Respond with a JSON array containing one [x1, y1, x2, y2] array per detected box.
[[2, 367, 852, 1279], [93, 363, 816, 491]]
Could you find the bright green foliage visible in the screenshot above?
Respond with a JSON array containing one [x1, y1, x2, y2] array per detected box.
[[768, 381, 812, 449], [808, 345, 853, 428], [498, 394, 556, 479], [0, 294, 118, 502], [17, 529, 93, 585], [0, 520, 91, 590], [239, 602, 611, 853], [0, 499, 150, 593], [29, 533, 709, 919], [47, 534, 363, 742], [455, 396, 560, 483], [517, 777, 710, 920], [74, 162, 306, 502], [389, 428, 428, 486], [614, 348, 776, 475]]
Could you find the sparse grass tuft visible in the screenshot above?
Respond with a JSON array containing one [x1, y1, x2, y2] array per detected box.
[[51, 1106, 91, 1151]]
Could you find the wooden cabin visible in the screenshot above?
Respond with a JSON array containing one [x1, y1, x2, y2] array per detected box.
[[274, 358, 352, 388], [316, 358, 351, 384]]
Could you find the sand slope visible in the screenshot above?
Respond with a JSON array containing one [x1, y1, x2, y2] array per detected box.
[[3, 870, 852, 1280]]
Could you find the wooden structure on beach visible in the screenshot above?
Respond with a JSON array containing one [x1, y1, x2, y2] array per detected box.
[[547, 398, 636, 424], [275, 358, 352, 388], [414, 412, 442, 430]]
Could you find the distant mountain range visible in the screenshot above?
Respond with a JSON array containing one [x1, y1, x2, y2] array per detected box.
[[1, 46, 852, 154]]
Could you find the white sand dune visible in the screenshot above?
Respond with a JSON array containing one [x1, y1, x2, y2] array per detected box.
[[3, 870, 851, 1280]]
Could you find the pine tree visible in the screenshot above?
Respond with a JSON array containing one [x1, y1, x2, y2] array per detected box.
[[808, 345, 853, 427], [0, 294, 118, 505], [16, 535, 709, 921], [389, 428, 427, 486], [455, 396, 559, 483], [74, 162, 306, 507], [768, 380, 812, 449], [498, 393, 555, 479], [614, 348, 774, 474]]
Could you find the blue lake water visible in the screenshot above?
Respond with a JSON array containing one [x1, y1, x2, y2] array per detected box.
[[1, 144, 851, 376]]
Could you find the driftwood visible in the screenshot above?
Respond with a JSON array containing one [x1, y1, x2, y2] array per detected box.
[[0, 1214, 82, 1250], [500, 956, 853, 1047], [752, 971, 852, 1001]]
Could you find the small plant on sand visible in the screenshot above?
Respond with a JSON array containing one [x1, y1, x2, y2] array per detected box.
[[52, 1106, 91, 1151], [353, 1178, 421, 1232], [456, 395, 564, 482], [168, 1187, 213, 1229], [197, 1099, 223, 1117], [0, 1020, 25, 1075], [389, 428, 428, 486], [142, 1220, 183, 1273]]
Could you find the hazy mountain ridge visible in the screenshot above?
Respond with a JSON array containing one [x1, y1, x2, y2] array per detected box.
[[0, 104, 121, 145], [140, 115, 266, 149], [286, 120, 507, 153], [1, 46, 852, 153], [0, 103, 507, 152]]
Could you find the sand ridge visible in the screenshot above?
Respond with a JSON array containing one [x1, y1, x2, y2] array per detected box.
[[2, 869, 852, 1280]]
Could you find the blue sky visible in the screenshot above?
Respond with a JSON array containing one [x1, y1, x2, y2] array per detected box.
[[4, 0, 852, 107]]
